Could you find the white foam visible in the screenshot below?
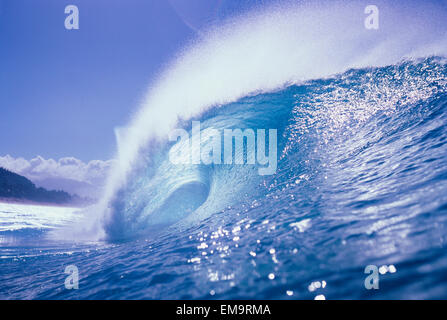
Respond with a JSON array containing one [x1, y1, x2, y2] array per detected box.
[[0, 202, 81, 232]]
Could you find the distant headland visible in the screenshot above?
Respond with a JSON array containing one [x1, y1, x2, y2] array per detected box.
[[0, 167, 92, 207]]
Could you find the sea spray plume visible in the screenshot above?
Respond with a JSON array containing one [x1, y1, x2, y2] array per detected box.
[[66, 0, 447, 241]]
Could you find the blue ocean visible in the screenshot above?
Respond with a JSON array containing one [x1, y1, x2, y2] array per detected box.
[[1, 1, 447, 300]]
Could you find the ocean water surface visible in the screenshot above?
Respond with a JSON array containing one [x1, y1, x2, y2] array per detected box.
[[1, 1, 447, 300]]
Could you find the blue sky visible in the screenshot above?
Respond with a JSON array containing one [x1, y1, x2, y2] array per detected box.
[[0, 0, 267, 162], [0, 0, 272, 162], [0, 0, 196, 162]]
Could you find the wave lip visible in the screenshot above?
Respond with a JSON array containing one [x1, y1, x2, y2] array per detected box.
[[72, 0, 447, 241]]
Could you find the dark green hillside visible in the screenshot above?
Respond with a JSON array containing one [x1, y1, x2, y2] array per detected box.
[[0, 167, 73, 204]]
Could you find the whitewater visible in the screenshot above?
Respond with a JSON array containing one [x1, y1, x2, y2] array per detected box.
[[1, 0, 447, 299]]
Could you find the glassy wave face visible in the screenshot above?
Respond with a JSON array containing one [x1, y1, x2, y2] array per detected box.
[[1, 58, 447, 299]]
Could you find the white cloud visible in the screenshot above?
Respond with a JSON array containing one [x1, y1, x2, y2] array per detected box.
[[0, 155, 115, 199]]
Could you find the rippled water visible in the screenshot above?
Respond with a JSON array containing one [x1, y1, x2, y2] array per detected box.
[[1, 58, 447, 299]]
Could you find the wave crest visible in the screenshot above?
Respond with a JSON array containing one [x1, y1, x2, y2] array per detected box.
[[71, 1, 447, 241]]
